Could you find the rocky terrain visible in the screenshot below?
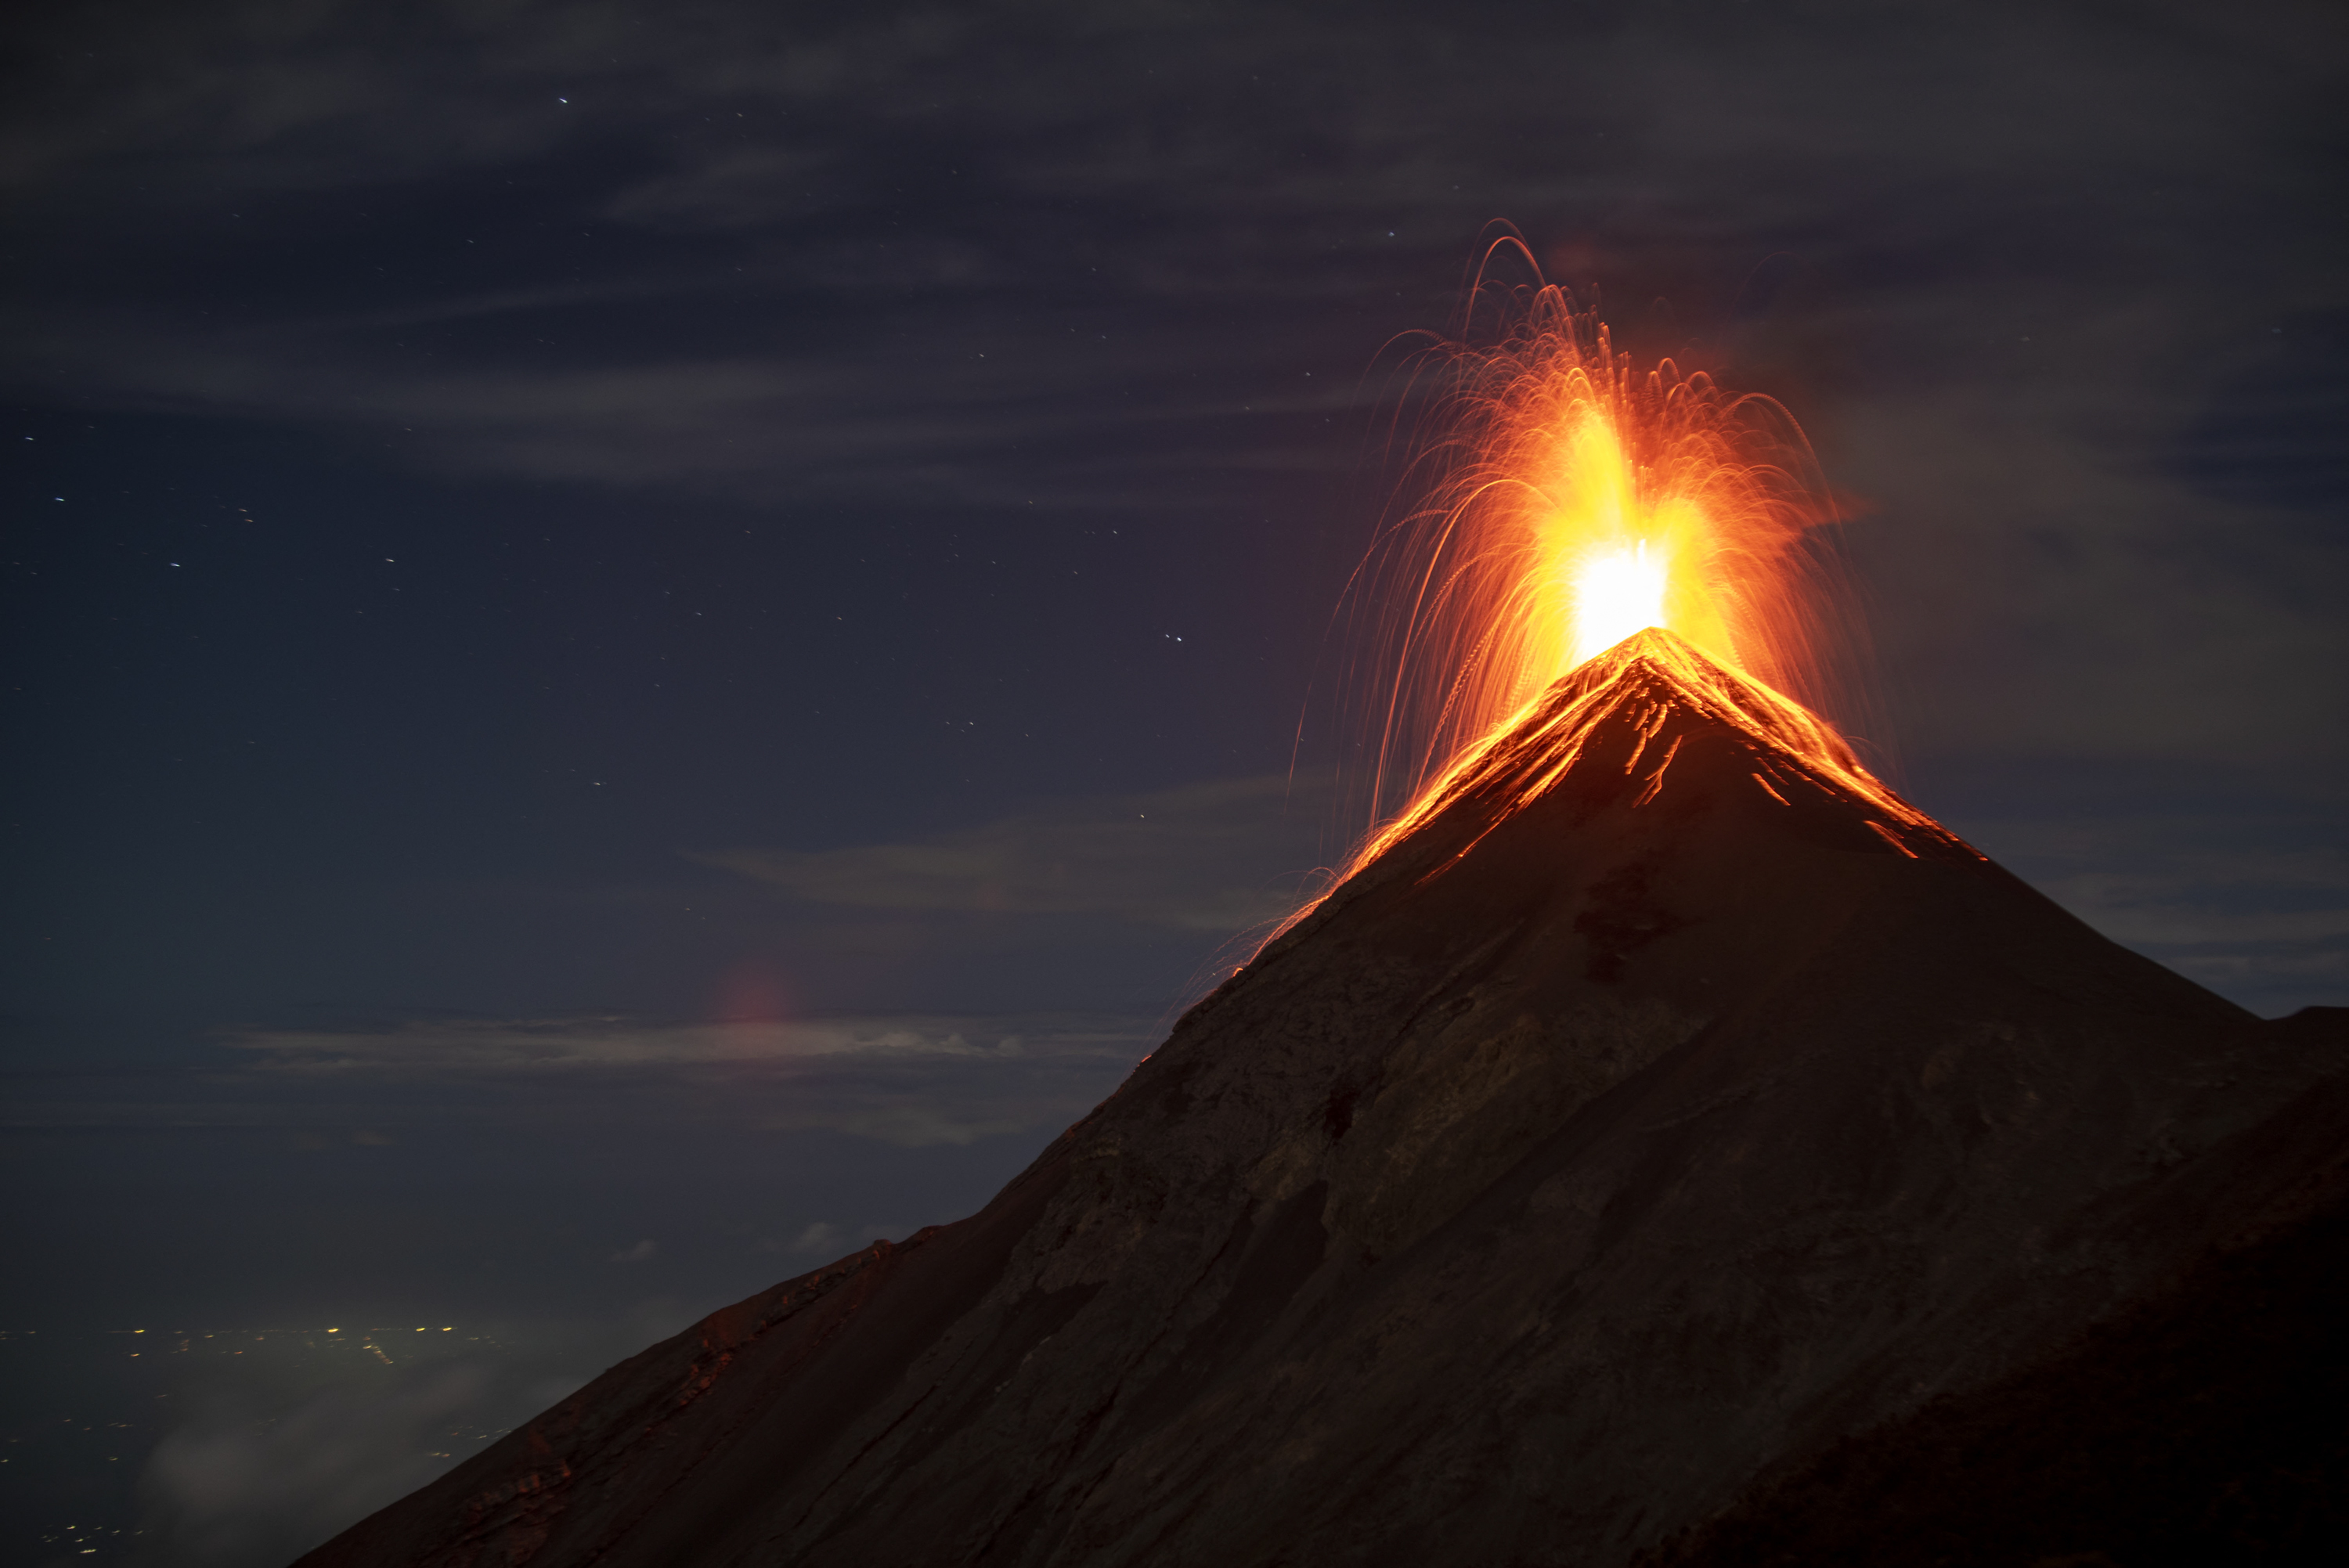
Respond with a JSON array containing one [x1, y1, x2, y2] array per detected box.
[[299, 632, 2348, 1566]]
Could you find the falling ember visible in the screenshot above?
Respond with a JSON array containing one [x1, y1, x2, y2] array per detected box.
[[1290, 260, 1901, 914]]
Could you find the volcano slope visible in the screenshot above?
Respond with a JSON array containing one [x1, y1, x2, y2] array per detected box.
[[301, 630, 2348, 1568]]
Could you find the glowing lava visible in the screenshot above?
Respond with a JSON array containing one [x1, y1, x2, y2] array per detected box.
[[1304, 269, 1907, 906], [1529, 410, 1723, 676], [1341, 279, 1853, 834], [1340, 626, 1960, 882], [1569, 539, 1667, 667]]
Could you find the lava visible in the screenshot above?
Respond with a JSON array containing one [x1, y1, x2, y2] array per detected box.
[[1326, 269, 1878, 894], [1343, 626, 1963, 879]]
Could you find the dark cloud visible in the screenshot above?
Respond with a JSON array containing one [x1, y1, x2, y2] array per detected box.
[[1953, 795, 2349, 1018], [694, 770, 1331, 930], [7, 1, 2340, 778], [128, 1319, 656, 1568], [144, 1360, 511, 1566]]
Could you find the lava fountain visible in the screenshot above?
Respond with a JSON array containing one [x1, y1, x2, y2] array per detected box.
[[1318, 265, 1907, 896]]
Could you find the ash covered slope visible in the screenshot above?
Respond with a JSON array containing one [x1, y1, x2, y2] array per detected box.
[[299, 631, 2346, 1568]]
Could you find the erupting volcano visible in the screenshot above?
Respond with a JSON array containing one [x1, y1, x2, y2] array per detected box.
[[1334, 276, 1861, 863], [301, 292, 2348, 1568]]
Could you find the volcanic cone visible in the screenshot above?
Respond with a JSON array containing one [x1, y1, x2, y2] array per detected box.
[[298, 630, 2349, 1568]]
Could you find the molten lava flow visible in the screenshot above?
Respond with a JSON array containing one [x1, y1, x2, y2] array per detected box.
[[1341, 627, 1961, 880], [1343, 283, 1850, 838], [1293, 273, 1913, 916]]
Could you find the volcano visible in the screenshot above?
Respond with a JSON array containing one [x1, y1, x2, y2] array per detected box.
[[301, 631, 2347, 1567]]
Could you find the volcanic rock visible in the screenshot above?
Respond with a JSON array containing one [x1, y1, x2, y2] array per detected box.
[[298, 630, 2348, 1567]]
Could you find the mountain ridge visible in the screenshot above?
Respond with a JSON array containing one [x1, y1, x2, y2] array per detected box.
[[297, 633, 2342, 1568]]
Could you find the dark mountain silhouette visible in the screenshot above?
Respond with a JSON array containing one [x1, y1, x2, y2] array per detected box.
[[298, 630, 2347, 1568]]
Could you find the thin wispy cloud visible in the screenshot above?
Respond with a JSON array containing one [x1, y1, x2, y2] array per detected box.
[[226, 1014, 1065, 1072], [189, 1011, 1157, 1148], [692, 773, 1333, 932]]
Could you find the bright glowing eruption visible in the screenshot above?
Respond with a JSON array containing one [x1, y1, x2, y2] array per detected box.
[[1571, 539, 1665, 665], [1328, 261, 1861, 848]]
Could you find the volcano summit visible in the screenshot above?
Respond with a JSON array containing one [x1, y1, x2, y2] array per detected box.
[[302, 632, 2347, 1567]]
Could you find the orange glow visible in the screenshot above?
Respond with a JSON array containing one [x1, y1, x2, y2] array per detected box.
[[1281, 264, 1917, 921], [1339, 278, 1849, 840], [1340, 626, 1958, 879], [1569, 537, 1667, 668]]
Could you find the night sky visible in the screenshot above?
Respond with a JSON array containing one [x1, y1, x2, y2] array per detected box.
[[5, 3, 2344, 1563]]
